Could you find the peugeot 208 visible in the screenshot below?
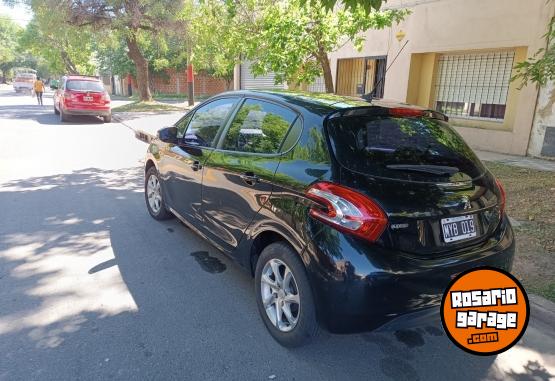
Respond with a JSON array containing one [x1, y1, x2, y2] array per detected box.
[[143, 91, 514, 347]]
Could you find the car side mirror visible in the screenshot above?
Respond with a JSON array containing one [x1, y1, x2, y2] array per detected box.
[[158, 126, 178, 144]]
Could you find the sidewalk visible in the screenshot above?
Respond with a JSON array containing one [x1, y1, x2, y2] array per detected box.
[[529, 294, 555, 331], [476, 150, 555, 172]]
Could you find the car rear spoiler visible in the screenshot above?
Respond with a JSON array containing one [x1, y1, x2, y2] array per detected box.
[[327, 106, 449, 122]]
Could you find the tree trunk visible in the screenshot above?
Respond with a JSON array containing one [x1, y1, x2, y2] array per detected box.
[[126, 34, 152, 102], [317, 45, 334, 93], [60, 49, 78, 75]]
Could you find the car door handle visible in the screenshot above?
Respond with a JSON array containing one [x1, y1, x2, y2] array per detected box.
[[191, 161, 202, 171], [240, 172, 259, 185]]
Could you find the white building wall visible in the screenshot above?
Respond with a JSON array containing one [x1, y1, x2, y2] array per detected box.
[[328, 0, 555, 156]]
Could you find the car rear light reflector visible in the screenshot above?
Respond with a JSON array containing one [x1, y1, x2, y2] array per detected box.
[[495, 178, 506, 215], [306, 182, 388, 242]]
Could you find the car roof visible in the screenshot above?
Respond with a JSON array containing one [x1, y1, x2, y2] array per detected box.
[[216, 90, 429, 116], [64, 75, 102, 82]]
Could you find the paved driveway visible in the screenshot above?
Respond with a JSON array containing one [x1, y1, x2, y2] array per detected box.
[[0, 87, 553, 380]]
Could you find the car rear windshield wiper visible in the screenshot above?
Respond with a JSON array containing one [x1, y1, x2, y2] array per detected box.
[[386, 164, 459, 175]]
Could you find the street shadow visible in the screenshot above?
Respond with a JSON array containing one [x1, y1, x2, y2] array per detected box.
[[0, 167, 550, 380], [0, 104, 105, 125]]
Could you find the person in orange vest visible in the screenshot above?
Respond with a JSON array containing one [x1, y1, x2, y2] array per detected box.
[[34, 76, 45, 105]]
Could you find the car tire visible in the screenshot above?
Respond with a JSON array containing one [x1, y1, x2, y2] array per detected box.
[[103, 114, 112, 123], [145, 166, 173, 220], [255, 242, 319, 347]]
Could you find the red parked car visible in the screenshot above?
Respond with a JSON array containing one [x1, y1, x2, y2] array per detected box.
[[53, 75, 112, 123]]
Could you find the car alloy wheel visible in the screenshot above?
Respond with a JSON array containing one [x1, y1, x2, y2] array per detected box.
[[260, 258, 300, 332], [147, 174, 162, 214]]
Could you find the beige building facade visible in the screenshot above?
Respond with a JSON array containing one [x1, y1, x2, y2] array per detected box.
[[327, 0, 555, 156]]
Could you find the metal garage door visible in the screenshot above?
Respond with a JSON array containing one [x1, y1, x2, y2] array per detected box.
[[240, 61, 285, 90]]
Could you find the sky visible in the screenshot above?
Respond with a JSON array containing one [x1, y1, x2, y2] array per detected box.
[[0, 2, 33, 27]]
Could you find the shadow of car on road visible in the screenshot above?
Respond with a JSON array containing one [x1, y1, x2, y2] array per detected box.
[[0, 168, 552, 380]]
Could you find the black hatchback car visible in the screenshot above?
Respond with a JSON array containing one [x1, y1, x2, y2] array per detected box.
[[144, 90, 514, 347]]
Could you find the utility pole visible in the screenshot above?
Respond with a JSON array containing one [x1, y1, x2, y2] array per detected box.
[[187, 44, 194, 106]]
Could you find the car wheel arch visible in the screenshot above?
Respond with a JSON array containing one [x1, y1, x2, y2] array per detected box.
[[145, 158, 157, 175], [248, 229, 305, 277]]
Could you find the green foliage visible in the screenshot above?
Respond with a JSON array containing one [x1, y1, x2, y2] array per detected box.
[[303, 0, 386, 14], [95, 28, 189, 77], [0, 16, 21, 65], [189, 0, 261, 83], [17, 1, 96, 75], [0, 14, 52, 79], [94, 34, 135, 76], [245, 0, 408, 90], [62, 0, 187, 101], [512, 17, 555, 87]]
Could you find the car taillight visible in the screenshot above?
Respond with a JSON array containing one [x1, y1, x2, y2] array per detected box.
[[306, 182, 388, 242], [102, 92, 110, 102], [388, 107, 424, 118], [495, 178, 506, 215], [64, 91, 77, 100]]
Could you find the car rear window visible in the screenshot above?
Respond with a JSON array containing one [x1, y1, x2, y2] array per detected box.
[[66, 80, 104, 92], [326, 116, 485, 182]]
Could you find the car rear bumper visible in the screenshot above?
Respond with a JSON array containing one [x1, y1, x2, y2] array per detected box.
[[306, 215, 515, 333], [64, 107, 111, 117]]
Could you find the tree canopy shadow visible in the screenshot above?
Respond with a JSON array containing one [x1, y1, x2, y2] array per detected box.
[[0, 167, 551, 380]]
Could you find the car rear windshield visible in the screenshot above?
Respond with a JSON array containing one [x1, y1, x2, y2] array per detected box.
[[66, 80, 104, 92], [326, 115, 485, 182]]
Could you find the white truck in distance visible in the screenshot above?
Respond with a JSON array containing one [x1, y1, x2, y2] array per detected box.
[[13, 68, 37, 94]]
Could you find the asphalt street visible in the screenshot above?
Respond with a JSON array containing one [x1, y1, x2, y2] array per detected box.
[[0, 86, 554, 380]]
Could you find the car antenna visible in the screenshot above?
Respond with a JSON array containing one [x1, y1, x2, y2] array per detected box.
[[363, 39, 409, 101]]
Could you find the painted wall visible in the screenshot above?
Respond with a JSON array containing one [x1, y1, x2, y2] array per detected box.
[[528, 80, 555, 157], [328, 0, 555, 155]]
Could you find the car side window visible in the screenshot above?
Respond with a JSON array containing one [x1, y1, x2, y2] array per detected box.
[[175, 113, 193, 139], [182, 98, 237, 147], [222, 99, 297, 154]]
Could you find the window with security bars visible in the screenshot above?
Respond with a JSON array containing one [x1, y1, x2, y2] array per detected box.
[[434, 51, 515, 120], [307, 76, 326, 93]]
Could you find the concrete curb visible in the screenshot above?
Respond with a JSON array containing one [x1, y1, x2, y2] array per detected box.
[[476, 150, 555, 171], [529, 294, 555, 328], [112, 113, 137, 133]]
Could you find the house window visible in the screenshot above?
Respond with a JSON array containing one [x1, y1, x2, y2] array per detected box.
[[434, 51, 515, 121]]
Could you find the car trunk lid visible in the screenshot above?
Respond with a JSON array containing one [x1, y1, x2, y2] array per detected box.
[[325, 107, 503, 256], [65, 80, 108, 108]]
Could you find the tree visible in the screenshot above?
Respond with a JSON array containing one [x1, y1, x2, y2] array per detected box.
[[65, 0, 186, 101], [512, 16, 555, 87], [0, 16, 21, 81], [18, 12, 96, 76], [305, 0, 386, 13], [94, 33, 134, 77], [189, 0, 263, 88], [246, 0, 408, 93]]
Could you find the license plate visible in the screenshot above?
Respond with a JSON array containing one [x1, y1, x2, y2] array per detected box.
[[441, 215, 477, 243], [83, 96, 93, 102]]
